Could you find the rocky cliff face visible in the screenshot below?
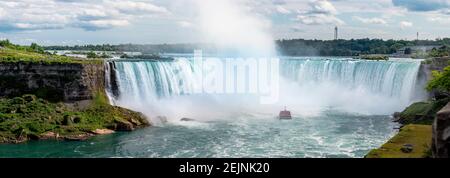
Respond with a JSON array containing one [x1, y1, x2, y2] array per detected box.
[[432, 102, 450, 158], [0, 62, 104, 102], [420, 57, 450, 99]]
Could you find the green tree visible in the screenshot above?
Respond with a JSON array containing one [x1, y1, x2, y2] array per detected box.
[[100, 52, 111, 58], [429, 46, 450, 57], [30, 43, 45, 53], [404, 48, 412, 55], [0, 39, 11, 47], [87, 51, 98, 58], [427, 65, 450, 93]]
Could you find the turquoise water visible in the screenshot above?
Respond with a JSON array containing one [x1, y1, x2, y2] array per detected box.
[[0, 111, 397, 158]]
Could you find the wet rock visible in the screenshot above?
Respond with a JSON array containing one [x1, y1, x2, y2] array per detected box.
[[92, 129, 115, 135], [180, 118, 196, 122], [63, 133, 93, 141], [40, 132, 59, 140], [73, 116, 82, 124], [433, 91, 450, 100], [27, 133, 40, 140], [393, 112, 401, 121], [157, 116, 168, 123], [130, 118, 141, 125], [63, 115, 74, 125], [22, 94, 37, 102], [401, 144, 414, 153], [11, 97, 25, 105], [115, 119, 134, 131], [63, 115, 82, 125]]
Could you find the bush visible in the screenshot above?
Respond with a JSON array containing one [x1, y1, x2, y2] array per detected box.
[[87, 51, 98, 58], [429, 46, 450, 57], [427, 65, 450, 93], [29, 43, 45, 54], [0, 39, 12, 47]]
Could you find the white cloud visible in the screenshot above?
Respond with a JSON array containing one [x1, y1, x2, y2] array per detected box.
[[0, 7, 5, 18], [0, 0, 169, 31], [276, 5, 291, 14], [296, 14, 344, 25], [294, 0, 344, 25], [177, 21, 193, 28], [1, 0, 449, 42], [353, 16, 387, 25], [442, 9, 450, 15], [400, 21, 413, 28], [108, 0, 169, 15], [392, 0, 450, 12], [309, 0, 337, 14], [428, 15, 450, 24], [75, 19, 130, 31]]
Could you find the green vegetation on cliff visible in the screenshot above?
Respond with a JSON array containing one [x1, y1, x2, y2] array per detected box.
[[429, 46, 450, 58], [366, 124, 432, 158], [0, 40, 101, 64], [396, 98, 450, 125], [427, 64, 450, 93], [354, 55, 388, 61], [0, 93, 150, 143]]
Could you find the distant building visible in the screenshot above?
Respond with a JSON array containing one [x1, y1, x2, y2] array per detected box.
[[394, 45, 442, 57], [334, 26, 338, 40]]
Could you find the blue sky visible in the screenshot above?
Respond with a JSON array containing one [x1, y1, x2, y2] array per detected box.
[[0, 0, 449, 45]]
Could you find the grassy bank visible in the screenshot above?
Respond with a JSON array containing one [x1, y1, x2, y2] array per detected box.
[[365, 124, 432, 158], [395, 98, 450, 125], [365, 98, 446, 158], [354, 54, 389, 61], [0, 42, 101, 64]]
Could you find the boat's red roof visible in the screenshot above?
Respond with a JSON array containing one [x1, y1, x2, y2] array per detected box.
[[279, 110, 291, 117]]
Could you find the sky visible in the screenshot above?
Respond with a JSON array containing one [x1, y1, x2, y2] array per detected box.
[[0, 0, 449, 45]]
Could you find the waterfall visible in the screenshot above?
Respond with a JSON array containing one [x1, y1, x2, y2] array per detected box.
[[280, 58, 421, 103], [105, 57, 424, 122]]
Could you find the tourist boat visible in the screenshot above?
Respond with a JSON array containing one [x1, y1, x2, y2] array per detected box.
[[279, 107, 292, 120]]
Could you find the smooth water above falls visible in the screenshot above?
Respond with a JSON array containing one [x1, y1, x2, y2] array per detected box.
[[0, 57, 423, 158]]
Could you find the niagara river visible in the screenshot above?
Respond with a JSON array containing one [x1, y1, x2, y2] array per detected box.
[[0, 56, 424, 158]]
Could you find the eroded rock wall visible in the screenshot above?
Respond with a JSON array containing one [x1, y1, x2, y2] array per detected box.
[[432, 102, 450, 158], [0, 62, 105, 102]]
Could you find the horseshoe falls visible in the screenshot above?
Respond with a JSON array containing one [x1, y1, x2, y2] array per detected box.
[[106, 57, 423, 120]]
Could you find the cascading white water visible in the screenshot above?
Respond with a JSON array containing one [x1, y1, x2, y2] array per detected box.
[[106, 57, 424, 123], [279, 58, 424, 115]]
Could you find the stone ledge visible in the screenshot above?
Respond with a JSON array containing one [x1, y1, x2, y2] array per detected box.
[[432, 102, 450, 158]]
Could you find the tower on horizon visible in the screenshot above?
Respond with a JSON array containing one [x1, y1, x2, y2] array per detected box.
[[334, 26, 338, 40]]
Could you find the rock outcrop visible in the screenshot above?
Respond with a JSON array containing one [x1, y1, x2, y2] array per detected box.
[[432, 102, 450, 158], [0, 62, 104, 102], [0, 94, 151, 144], [0, 61, 152, 144]]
